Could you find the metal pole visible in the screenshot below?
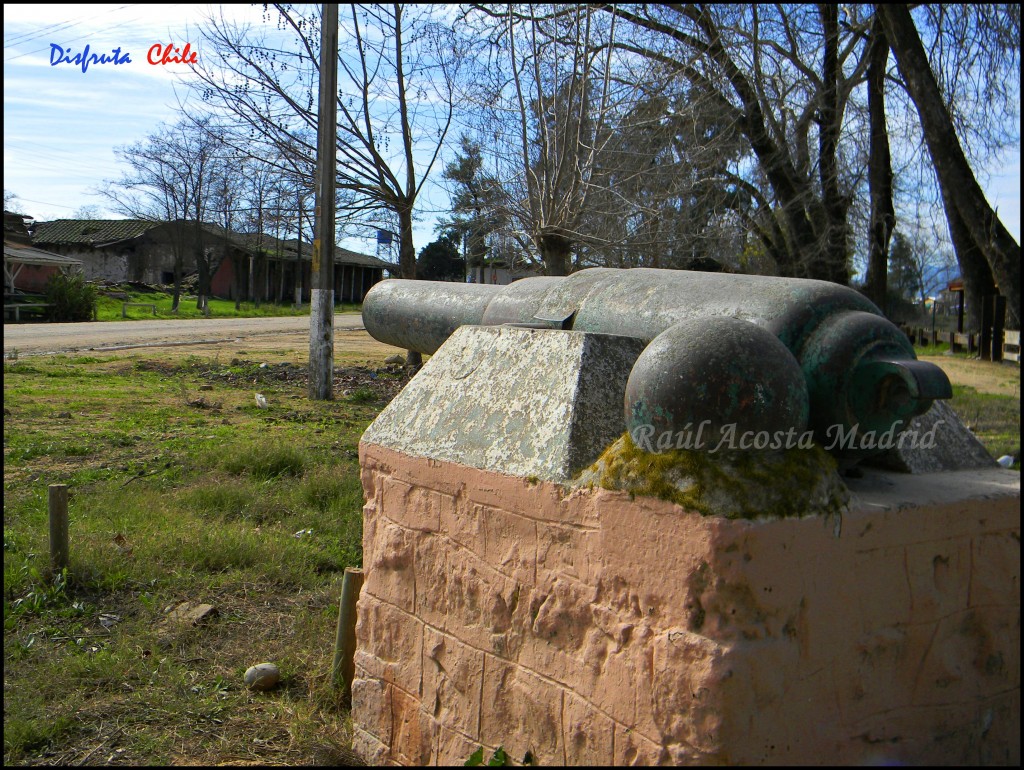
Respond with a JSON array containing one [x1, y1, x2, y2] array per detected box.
[[309, 3, 339, 400], [48, 484, 69, 573], [332, 567, 364, 703]]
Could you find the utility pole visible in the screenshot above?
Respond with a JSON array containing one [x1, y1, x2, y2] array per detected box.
[[295, 191, 303, 308], [309, 3, 339, 400]]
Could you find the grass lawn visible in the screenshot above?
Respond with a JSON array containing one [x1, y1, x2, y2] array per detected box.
[[94, 285, 362, 322], [3, 347, 1018, 765], [3, 352, 410, 765]]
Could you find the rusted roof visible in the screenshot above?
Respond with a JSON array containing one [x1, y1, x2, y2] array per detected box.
[[32, 218, 393, 269], [33, 219, 154, 246]]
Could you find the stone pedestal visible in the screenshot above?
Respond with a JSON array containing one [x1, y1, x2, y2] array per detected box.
[[352, 446, 1019, 765]]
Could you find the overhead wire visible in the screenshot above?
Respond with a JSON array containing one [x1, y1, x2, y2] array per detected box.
[[3, 6, 158, 63], [2, 6, 134, 47]]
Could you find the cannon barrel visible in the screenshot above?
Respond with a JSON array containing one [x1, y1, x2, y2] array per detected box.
[[362, 268, 952, 460]]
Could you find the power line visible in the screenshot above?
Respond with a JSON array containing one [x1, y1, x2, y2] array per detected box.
[[2, 6, 133, 47], [3, 6, 155, 64], [7, 196, 79, 210]]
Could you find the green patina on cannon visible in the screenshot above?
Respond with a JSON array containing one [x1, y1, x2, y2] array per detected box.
[[362, 267, 952, 462]]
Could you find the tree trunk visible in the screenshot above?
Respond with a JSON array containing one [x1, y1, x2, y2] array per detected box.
[[397, 202, 423, 367], [538, 231, 571, 276], [234, 253, 242, 311], [864, 17, 894, 312], [195, 248, 210, 311], [878, 3, 1020, 328], [193, 218, 209, 311], [171, 248, 183, 312], [941, 184, 995, 332], [816, 4, 850, 286]]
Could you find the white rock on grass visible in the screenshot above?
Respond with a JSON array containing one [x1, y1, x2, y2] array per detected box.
[[244, 662, 281, 691]]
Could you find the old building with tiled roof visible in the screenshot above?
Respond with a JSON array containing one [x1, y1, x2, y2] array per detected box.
[[213, 232, 395, 304], [32, 219, 193, 285], [31, 218, 395, 303], [5, 211, 84, 294]]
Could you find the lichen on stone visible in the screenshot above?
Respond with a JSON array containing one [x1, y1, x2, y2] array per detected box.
[[573, 433, 850, 521]]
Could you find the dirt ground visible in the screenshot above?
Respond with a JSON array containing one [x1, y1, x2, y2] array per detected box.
[[145, 328, 404, 367], [918, 354, 1020, 397], [5, 323, 403, 368]]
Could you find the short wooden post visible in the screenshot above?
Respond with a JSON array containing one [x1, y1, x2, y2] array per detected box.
[[991, 295, 1006, 363], [48, 484, 69, 572], [980, 296, 994, 361], [332, 567, 364, 702]]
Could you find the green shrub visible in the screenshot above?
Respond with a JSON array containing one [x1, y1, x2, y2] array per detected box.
[[44, 273, 97, 322]]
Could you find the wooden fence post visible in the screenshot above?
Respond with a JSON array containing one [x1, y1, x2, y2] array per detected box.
[[980, 296, 994, 361], [48, 484, 69, 573], [332, 567, 365, 703], [991, 295, 1006, 363]]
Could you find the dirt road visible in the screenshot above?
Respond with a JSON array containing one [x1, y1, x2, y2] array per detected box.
[[2, 314, 400, 362], [5, 317, 1017, 396]]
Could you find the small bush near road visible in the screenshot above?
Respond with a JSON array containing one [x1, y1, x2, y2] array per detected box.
[[44, 273, 97, 323]]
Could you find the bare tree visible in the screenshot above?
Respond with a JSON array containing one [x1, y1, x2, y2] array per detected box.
[[594, 5, 884, 283], [578, 77, 749, 271], [71, 205, 106, 220], [190, 4, 459, 274], [191, 4, 462, 361], [876, 3, 1020, 327], [101, 119, 227, 310], [464, 4, 669, 275]]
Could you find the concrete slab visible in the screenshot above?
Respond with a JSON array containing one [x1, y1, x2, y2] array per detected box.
[[361, 325, 645, 482]]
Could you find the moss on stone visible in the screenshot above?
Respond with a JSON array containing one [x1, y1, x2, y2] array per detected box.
[[574, 433, 849, 521]]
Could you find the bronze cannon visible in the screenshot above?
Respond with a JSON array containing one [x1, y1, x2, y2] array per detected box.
[[362, 267, 952, 460]]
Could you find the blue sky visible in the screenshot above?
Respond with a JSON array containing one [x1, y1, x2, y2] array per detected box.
[[2, 3, 438, 260], [4, 3, 1021, 264]]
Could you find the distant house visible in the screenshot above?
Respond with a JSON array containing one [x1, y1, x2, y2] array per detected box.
[[4, 211, 83, 293], [31, 219, 160, 283], [31, 218, 394, 303], [211, 234, 395, 304], [466, 259, 543, 285]]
